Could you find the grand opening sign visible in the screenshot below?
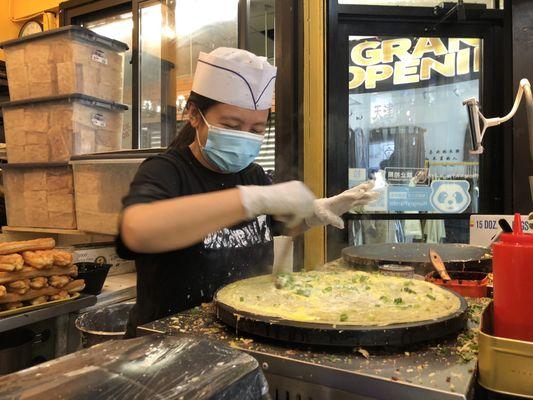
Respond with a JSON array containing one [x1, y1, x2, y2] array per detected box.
[[349, 37, 480, 93]]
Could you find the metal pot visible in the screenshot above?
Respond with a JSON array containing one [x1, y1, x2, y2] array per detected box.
[[75, 302, 134, 348]]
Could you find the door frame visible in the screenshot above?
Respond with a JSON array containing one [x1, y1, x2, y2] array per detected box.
[[326, 2, 512, 259]]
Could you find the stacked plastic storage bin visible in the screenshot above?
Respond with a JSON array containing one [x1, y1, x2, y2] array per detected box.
[[0, 26, 128, 230]]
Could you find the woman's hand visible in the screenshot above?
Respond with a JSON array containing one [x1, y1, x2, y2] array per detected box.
[[305, 181, 380, 229], [238, 181, 316, 228], [121, 181, 316, 254]]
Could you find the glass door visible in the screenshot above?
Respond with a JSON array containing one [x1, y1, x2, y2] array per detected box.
[[138, 0, 177, 149], [326, 7, 506, 259], [348, 36, 481, 245]]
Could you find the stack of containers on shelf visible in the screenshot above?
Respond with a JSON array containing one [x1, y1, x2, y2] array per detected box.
[[0, 26, 128, 230]]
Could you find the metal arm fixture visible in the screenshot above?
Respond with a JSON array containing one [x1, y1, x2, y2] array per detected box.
[[425, 1, 466, 32], [463, 78, 533, 159]]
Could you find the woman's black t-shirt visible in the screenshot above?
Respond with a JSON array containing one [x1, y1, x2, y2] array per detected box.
[[117, 147, 275, 336]]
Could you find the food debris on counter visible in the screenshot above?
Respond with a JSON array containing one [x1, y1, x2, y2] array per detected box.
[[152, 296, 489, 395], [145, 260, 492, 397]]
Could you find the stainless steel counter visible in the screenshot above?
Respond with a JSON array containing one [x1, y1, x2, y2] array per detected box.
[[0, 294, 96, 333], [81, 273, 136, 312], [138, 259, 487, 400], [138, 299, 486, 400]]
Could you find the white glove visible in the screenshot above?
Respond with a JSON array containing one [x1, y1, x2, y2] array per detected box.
[[305, 181, 380, 229], [238, 181, 316, 228]]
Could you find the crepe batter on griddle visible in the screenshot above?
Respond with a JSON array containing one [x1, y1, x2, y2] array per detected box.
[[217, 270, 461, 326]]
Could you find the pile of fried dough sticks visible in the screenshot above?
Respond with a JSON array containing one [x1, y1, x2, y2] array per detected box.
[[0, 238, 85, 312]]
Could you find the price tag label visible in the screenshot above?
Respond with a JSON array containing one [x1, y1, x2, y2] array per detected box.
[[470, 215, 531, 247], [91, 113, 107, 128], [92, 49, 108, 65]]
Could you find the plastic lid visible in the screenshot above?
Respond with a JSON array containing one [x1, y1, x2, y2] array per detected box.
[[1, 93, 128, 111], [70, 149, 163, 162], [0, 25, 128, 52], [1, 162, 70, 169], [497, 214, 533, 245]]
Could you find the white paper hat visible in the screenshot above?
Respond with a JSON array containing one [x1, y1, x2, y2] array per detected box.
[[192, 47, 277, 111]]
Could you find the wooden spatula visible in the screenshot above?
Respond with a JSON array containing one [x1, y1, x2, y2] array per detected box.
[[429, 248, 451, 281]]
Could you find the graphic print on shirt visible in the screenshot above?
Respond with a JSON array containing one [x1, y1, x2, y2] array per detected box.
[[204, 215, 272, 250]]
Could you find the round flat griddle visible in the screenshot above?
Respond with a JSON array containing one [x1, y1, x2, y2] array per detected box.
[[213, 289, 468, 347], [342, 243, 491, 274]]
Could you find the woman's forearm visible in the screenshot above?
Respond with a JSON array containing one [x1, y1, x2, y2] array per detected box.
[[121, 188, 247, 253]]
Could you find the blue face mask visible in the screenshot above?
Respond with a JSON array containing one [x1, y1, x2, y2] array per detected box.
[[196, 112, 264, 173]]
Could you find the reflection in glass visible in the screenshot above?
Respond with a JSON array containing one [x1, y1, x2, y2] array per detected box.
[[248, 0, 276, 173], [175, 0, 238, 78], [174, 0, 239, 146], [348, 218, 470, 246], [140, 4, 163, 148], [338, 0, 498, 8], [85, 12, 133, 149], [248, 0, 275, 64], [347, 36, 481, 244]]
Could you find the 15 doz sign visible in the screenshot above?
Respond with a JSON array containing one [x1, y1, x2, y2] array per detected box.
[[349, 36, 480, 93]]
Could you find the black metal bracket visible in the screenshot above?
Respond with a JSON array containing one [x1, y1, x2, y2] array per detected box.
[[425, 1, 465, 32]]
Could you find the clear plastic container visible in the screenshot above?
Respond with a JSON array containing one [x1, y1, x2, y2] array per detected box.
[[3, 163, 77, 229], [2, 94, 127, 163], [0, 25, 128, 102], [71, 154, 152, 235]]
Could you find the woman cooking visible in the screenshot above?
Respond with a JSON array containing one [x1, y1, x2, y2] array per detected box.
[[118, 48, 378, 337]]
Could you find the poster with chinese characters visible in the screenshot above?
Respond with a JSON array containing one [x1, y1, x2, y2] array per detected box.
[[347, 36, 480, 214]]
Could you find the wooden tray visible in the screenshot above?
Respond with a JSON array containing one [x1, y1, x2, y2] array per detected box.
[[0, 292, 80, 318]]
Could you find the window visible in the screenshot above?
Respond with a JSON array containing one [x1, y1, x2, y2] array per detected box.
[[65, 0, 279, 158], [139, 3, 164, 148], [175, 0, 239, 136], [348, 36, 481, 218], [84, 12, 134, 149], [338, 0, 502, 9], [247, 0, 276, 174]]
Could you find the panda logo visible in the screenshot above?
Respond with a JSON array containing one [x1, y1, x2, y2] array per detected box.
[[430, 181, 471, 213]]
